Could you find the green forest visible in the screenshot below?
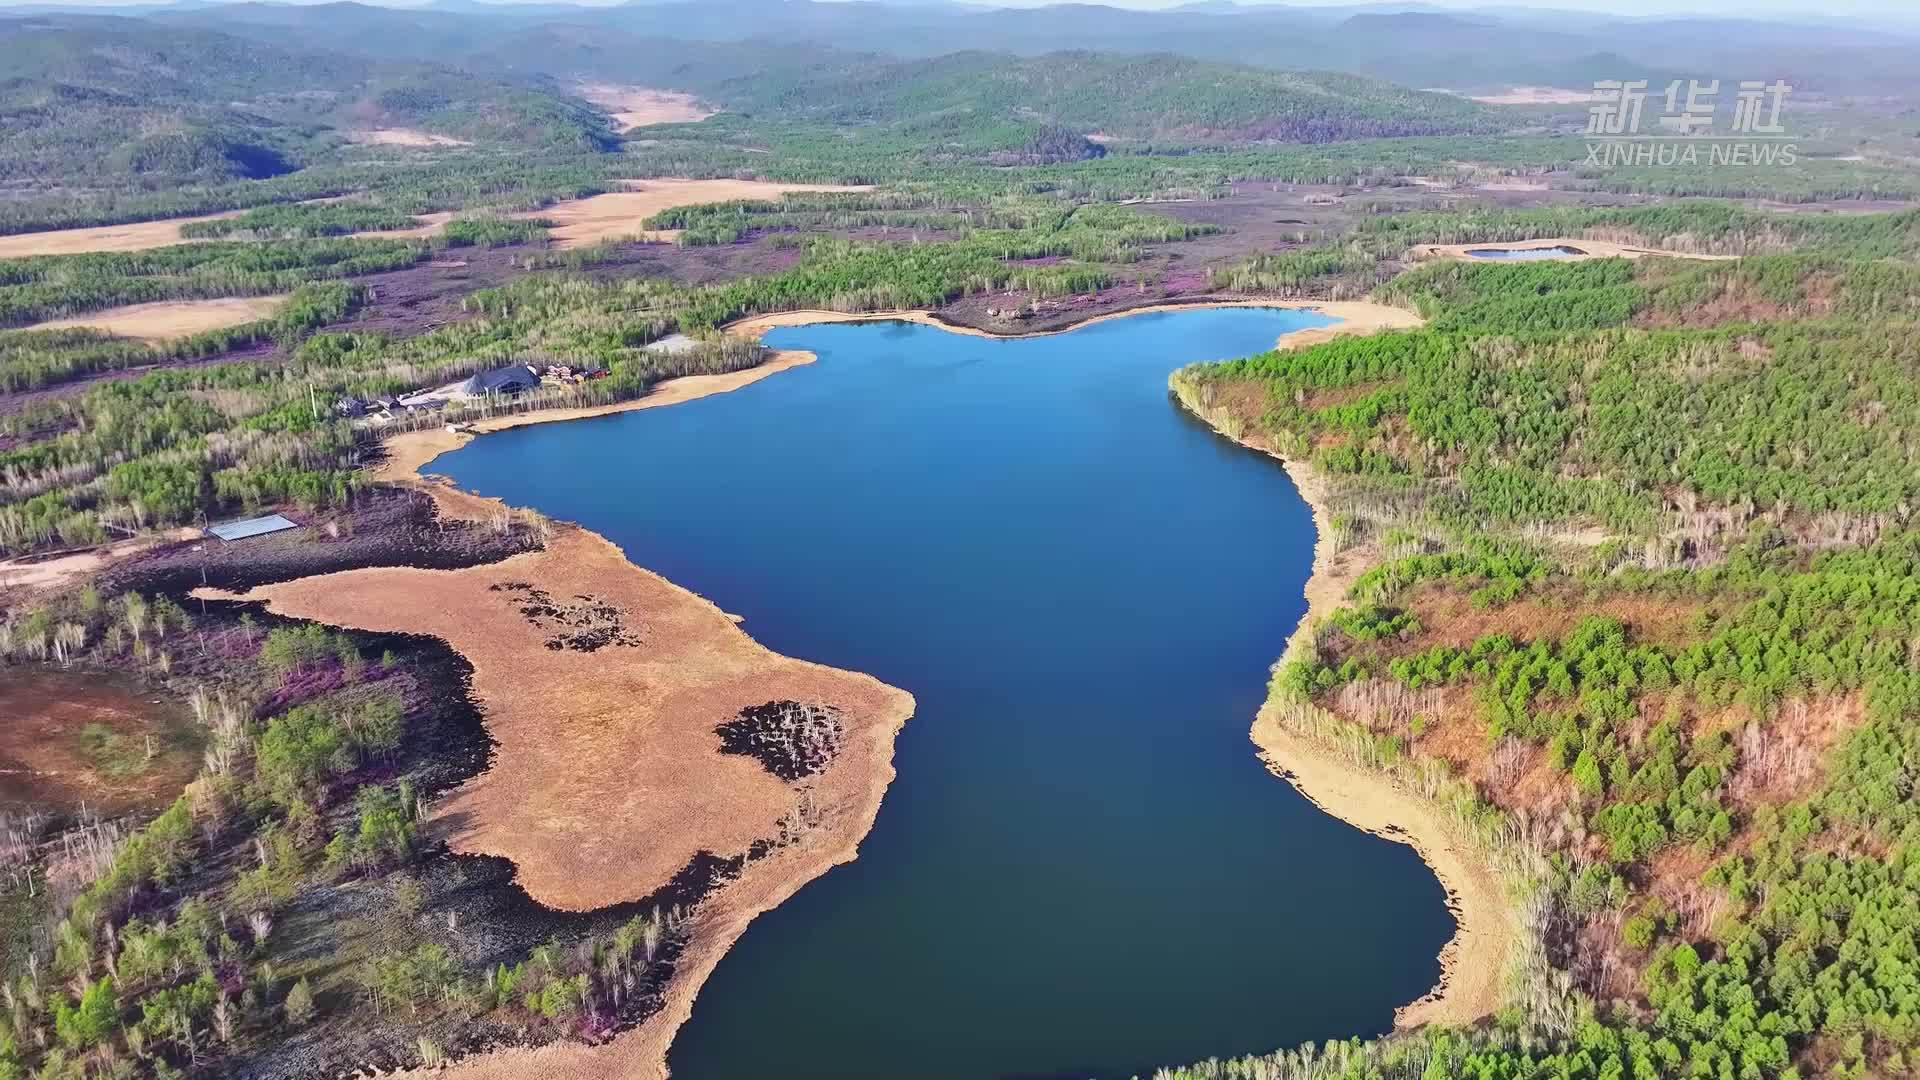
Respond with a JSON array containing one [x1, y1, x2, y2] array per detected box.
[[1166, 253, 1920, 1080]]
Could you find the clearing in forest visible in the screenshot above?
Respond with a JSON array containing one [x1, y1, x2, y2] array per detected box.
[[575, 83, 716, 130], [0, 212, 243, 258], [1466, 86, 1594, 105], [26, 296, 289, 342], [342, 128, 473, 147], [0, 209, 454, 258], [526, 179, 875, 249], [0, 668, 201, 818]]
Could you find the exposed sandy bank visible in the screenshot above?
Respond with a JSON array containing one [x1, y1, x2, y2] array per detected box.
[[523, 179, 874, 249], [24, 296, 288, 342], [575, 84, 715, 129], [724, 298, 1422, 349], [210, 526, 912, 1080], [1250, 462, 1512, 1029], [211, 528, 913, 913], [1414, 237, 1738, 262], [1171, 308, 1515, 1031], [220, 348, 881, 1080]]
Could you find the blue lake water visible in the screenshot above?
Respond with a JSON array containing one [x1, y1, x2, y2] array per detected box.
[[1465, 245, 1587, 260], [435, 308, 1453, 1079]]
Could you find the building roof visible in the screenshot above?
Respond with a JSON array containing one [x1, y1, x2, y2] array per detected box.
[[206, 513, 300, 542], [462, 364, 540, 396]]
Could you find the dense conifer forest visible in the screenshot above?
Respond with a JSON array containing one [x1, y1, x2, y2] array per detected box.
[[1165, 253, 1920, 1080]]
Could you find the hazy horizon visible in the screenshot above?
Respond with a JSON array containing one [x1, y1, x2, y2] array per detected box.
[[2, 0, 1915, 17]]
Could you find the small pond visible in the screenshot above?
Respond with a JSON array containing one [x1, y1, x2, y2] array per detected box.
[[1465, 245, 1588, 260]]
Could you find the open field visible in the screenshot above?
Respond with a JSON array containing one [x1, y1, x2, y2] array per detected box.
[[216, 527, 913, 913], [525, 179, 874, 249], [575, 83, 715, 129], [1466, 86, 1593, 105], [343, 128, 473, 147], [0, 534, 193, 595], [25, 296, 289, 342], [0, 668, 200, 818], [0, 209, 453, 258], [0, 211, 242, 258]]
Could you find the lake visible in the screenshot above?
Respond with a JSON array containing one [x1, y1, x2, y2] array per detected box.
[[1464, 245, 1588, 260], [435, 308, 1453, 1079]]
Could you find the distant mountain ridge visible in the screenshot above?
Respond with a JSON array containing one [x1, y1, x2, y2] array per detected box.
[[134, 0, 1916, 94]]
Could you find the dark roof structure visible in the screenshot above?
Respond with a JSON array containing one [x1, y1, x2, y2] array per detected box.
[[461, 364, 541, 397]]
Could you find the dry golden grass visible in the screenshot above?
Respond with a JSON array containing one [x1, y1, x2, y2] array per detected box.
[[1401, 585, 1709, 653], [0, 203, 452, 258], [208, 352, 905, 1079], [0, 669, 199, 817], [25, 296, 288, 342], [524, 179, 873, 249], [222, 528, 912, 912], [216, 525, 912, 1080], [0, 212, 242, 258], [575, 83, 715, 129]]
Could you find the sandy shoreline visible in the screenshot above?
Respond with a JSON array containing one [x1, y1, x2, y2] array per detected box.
[[1252, 454, 1512, 1030], [228, 347, 904, 1080], [270, 295, 1472, 1077], [209, 528, 913, 1080], [1168, 306, 1514, 1031], [725, 297, 1422, 349], [375, 348, 818, 497]]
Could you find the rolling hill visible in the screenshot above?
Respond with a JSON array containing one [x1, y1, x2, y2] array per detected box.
[[0, 16, 615, 190]]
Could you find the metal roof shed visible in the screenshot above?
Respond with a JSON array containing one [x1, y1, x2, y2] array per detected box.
[[206, 514, 300, 542]]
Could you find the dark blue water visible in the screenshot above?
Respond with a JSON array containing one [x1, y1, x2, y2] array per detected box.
[[1465, 245, 1587, 260], [436, 309, 1453, 1080]]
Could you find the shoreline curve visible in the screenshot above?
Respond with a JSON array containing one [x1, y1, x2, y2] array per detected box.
[[334, 295, 1462, 1078], [1171, 368, 1517, 1031], [1252, 454, 1513, 1030]]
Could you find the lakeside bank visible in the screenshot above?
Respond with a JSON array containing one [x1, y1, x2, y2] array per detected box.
[[1167, 362, 1522, 1032], [251, 296, 1469, 1077]]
